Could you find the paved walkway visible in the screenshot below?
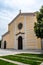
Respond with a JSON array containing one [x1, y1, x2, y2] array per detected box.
[[0, 58, 28, 65], [40, 62, 43, 65], [0, 49, 43, 56], [0, 49, 43, 65]]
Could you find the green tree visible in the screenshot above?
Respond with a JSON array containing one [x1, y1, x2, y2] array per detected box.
[[34, 5, 43, 49]]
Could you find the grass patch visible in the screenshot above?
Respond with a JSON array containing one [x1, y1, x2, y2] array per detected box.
[[0, 59, 17, 65], [1, 53, 43, 65], [17, 53, 43, 58]]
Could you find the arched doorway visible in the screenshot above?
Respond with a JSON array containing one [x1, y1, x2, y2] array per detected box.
[[4, 41, 6, 49], [18, 36, 23, 50]]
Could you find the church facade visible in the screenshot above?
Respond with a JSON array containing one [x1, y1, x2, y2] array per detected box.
[[1, 11, 41, 50]]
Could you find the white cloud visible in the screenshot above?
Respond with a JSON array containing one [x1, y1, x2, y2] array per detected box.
[[2, 0, 43, 12], [3, 0, 35, 6], [2, 0, 36, 11]]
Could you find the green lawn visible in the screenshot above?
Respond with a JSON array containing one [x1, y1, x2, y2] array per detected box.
[[1, 53, 43, 65], [18, 53, 43, 58], [0, 60, 17, 65]]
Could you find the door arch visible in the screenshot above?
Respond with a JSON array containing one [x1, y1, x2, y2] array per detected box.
[[18, 36, 23, 50], [4, 41, 6, 49]]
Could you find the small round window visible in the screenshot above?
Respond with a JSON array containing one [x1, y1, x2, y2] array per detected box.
[[18, 23, 23, 30]]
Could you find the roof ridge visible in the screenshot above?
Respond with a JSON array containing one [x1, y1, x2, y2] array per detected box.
[[8, 13, 21, 25]]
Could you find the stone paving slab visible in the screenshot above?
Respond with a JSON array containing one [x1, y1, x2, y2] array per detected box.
[[0, 58, 29, 65], [0, 49, 43, 56], [40, 62, 43, 65]]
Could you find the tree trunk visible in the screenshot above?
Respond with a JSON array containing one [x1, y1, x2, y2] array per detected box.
[[41, 38, 43, 50]]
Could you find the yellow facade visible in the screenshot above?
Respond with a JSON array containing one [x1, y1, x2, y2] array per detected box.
[[1, 12, 41, 50]]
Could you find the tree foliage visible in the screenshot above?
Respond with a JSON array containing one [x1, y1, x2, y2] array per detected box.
[[34, 5, 43, 39]]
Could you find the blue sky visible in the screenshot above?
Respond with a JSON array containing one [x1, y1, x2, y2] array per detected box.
[[0, 0, 43, 40]]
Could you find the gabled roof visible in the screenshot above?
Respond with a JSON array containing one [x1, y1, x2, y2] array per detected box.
[[2, 12, 35, 38], [8, 12, 35, 25], [2, 31, 10, 37]]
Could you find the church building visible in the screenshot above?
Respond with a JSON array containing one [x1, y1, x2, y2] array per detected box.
[[1, 11, 41, 50]]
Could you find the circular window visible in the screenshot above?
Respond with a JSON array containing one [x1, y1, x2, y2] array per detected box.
[[18, 23, 23, 30]]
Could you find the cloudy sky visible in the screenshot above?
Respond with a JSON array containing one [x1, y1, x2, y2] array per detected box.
[[0, 0, 43, 39]]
